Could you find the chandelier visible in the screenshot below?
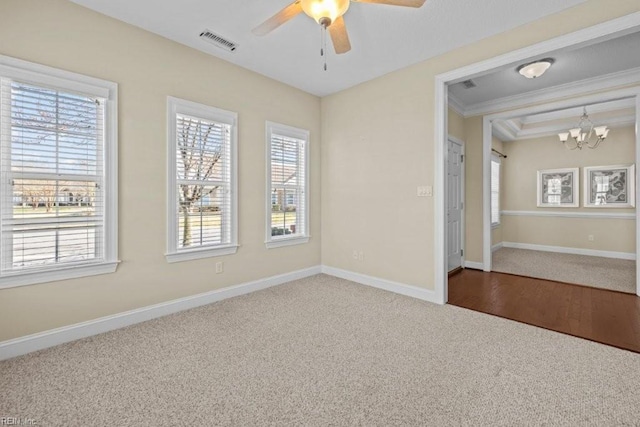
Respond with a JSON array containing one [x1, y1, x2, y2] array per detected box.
[[558, 107, 609, 150]]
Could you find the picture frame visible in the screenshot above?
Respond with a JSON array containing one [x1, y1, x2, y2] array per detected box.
[[537, 168, 579, 208], [583, 164, 635, 208]]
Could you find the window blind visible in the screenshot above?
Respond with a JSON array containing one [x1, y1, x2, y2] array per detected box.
[[491, 157, 500, 226], [1, 80, 105, 272], [269, 133, 306, 238], [175, 114, 231, 249]]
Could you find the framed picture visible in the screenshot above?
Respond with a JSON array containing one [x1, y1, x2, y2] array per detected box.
[[583, 164, 635, 208], [537, 168, 579, 207]]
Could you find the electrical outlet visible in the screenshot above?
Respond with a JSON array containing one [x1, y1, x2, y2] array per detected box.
[[215, 262, 224, 274], [353, 250, 359, 260], [588, 235, 595, 242], [358, 251, 364, 262]]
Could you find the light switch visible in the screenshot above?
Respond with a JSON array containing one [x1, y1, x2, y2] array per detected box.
[[417, 186, 433, 197]]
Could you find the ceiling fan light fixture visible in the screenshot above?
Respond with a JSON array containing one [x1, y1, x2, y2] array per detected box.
[[517, 58, 554, 79], [301, 0, 350, 25]]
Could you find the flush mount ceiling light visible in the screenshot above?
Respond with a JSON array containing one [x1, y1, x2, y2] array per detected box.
[[517, 58, 554, 79], [558, 106, 609, 150]]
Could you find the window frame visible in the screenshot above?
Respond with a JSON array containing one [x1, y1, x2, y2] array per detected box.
[[166, 97, 238, 263], [265, 121, 310, 249], [0, 55, 118, 289], [490, 154, 501, 228]]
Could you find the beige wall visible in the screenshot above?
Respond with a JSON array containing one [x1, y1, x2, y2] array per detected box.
[[448, 108, 465, 141], [321, 0, 640, 283], [500, 126, 636, 252], [501, 216, 635, 252], [0, 0, 321, 341], [462, 116, 483, 262], [2, 0, 640, 342]]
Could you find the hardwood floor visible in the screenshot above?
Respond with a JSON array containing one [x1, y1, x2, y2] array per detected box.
[[448, 269, 640, 353]]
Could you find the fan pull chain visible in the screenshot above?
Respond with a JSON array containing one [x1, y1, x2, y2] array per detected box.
[[323, 27, 328, 71], [319, 25, 328, 71]]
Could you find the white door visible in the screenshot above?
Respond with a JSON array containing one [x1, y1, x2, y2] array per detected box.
[[447, 138, 464, 271]]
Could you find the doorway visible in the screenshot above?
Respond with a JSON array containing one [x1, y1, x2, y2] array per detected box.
[[434, 12, 640, 304], [485, 96, 637, 294]]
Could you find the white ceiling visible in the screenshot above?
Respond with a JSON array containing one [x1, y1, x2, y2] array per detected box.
[[70, 0, 586, 97], [450, 30, 640, 108]]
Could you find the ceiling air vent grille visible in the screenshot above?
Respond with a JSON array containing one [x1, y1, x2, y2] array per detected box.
[[199, 29, 238, 52], [462, 79, 477, 89]]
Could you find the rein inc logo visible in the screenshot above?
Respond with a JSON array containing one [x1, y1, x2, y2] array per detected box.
[[1, 418, 37, 426]]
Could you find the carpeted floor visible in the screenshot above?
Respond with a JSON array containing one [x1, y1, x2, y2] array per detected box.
[[2, 274, 640, 426], [492, 247, 636, 294]]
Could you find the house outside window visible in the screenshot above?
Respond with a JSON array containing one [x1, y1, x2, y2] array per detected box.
[[265, 121, 309, 248]]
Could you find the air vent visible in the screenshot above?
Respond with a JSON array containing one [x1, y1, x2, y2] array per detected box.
[[462, 79, 477, 89], [199, 29, 238, 52]]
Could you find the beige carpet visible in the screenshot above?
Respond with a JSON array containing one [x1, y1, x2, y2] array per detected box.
[[2, 274, 640, 426], [492, 247, 636, 294]]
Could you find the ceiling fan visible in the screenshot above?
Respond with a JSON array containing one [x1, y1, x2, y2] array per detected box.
[[252, 0, 426, 55]]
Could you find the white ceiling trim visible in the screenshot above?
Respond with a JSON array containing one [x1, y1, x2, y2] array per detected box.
[[457, 66, 640, 118], [448, 93, 465, 117], [492, 121, 516, 141], [521, 98, 636, 124], [498, 114, 636, 141]]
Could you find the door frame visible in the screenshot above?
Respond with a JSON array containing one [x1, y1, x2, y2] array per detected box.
[[433, 12, 640, 304], [447, 135, 466, 271]]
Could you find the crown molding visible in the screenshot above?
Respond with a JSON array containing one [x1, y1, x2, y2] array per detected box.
[[492, 121, 517, 141], [455, 66, 640, 118], [520, 98, 636, 124], [512, 115, 635, 140], [448, 93, 466, 117], [494, 112, 636, 141]]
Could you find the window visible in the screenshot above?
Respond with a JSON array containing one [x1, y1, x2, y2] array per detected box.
[[0, 56, 118, 288], [166, 97, 237, 262], [266, 122, 309, 248], [491, 155, 501, 227]]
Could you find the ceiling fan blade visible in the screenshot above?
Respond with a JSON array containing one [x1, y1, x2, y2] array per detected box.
[[329, 16, 351, 54], [352, 0, 426, 7], [252, 1, 303, 36]]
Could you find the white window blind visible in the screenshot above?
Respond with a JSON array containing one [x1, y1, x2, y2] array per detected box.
[[491, 155, 501, 226], [0, 76, 114, 282], [266, 122, 309, 248], [166, 97, 237, 262], [0, 57, 118, 288]]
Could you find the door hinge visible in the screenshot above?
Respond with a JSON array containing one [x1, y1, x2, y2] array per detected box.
[[461, 202, 464, 209], [460, 154, 464, 163], [461, 249, 464, 256]]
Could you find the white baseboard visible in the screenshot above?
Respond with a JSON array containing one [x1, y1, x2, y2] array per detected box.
[[0, 266, 321, 361], [321, 265, 441, 305], [502, 242, 636, 260], [492, 242, 503, 252], [464, 261, 485, 270]]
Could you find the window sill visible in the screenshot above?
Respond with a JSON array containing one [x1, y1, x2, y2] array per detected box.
[[265, 236, 310, 249], [0, 261, 120, 289], [165, 245, 239, 263]]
